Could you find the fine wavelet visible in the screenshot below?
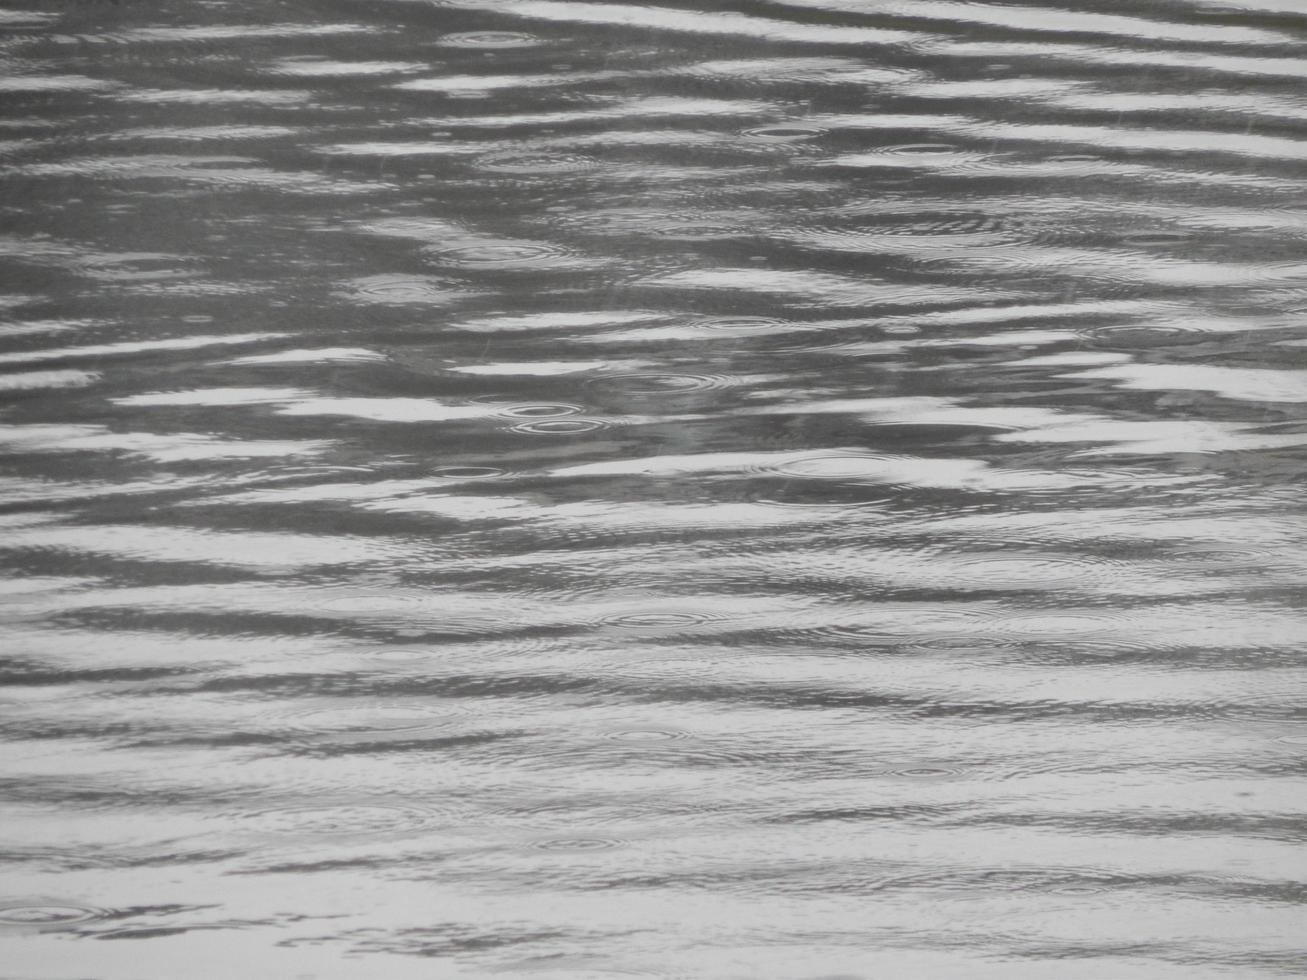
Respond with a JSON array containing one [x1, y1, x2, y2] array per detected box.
[[87, 23, 377, 43], [1064, 362, 1307, 404], [0, 10, 57, 26], [474, 151, 599, 175], [642, 267, 1017, 308], [437, 0, 928, 46], [418, 96, 779, 129], [586, 372, 741, 396], [317, 140, 485, 158], [451, 310, 666, 333], [0, 75, 119, 93], [677, 56, 917, 88], [0, 523, 406, 570], [226, 348, 386, 366], [266, 59, 428, 77], [394, 70, 617, 94], [117, 88, 313, 106], [926, 37, 1307, 81], [774, 0, 1296, 45], [279, 701, 468, 744], [218, 800, 447, 839], [0, 369, 97, 391], [0, 423, 333, 461], [444, 409, 579, 430]]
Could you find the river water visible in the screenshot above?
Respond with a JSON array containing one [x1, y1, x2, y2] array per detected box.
[[2, 1, 1306, 977]]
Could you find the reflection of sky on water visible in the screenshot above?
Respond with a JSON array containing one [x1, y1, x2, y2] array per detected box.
[[1, 0, 1306, 976]]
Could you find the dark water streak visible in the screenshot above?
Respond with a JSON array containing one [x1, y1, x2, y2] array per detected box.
[[1, 0, 1306, 977]]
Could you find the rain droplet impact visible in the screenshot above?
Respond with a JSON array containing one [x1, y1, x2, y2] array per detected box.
[[529, 837, 625, 852], [497, 403, 585, 419], [601, 729, 692, 743], [0, 903, 106, 930], [699, 315, 787, 333], [601, 611, 721, 632], [510, 418, 607, 435], [337, 274, 469, 306], [1081, 323, 1202, 348], [588, 373, 735, 395], [742, 125, 824, 143], [884, 143, 960, 155], [283, 702, 463, 740], [437, 31, 543, 49], [430, 465, 506, 479], [427, 242, 570, 269]]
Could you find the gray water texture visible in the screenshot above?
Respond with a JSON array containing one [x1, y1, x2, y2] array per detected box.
[[1, 0, 1306, 977]]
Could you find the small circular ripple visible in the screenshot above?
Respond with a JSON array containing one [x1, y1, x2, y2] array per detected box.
[[529, 836, 625, 852], [0, 902, 107, 930], [510, 418, 607, 435], [764, 452, 894, 482], [1173, 548, 1260, 564], [338, 274, 466, 305], [885, 142, 961, 156], [879, 766, 965, 779], [601, 610, 723, 632], [699, 315, 787, 333], [496, 403, 584, 419], [587, 372, 736, 395], [1079, 322, 1203, 348], [838, 144, 988, 172], [282, 701, 464, 741], [431, 465, 507, 479], [438, 31, 542, 48], [426, 241, 568, 269], [809, 211, 1033, 252], [900, 635, 1021, 654], [600, 729, 692, 743], [742, 125, 824, 143], [477, 151, 597, 175]]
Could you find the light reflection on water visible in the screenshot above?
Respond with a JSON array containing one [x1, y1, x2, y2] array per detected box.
[[1, 0, 1306, 977]]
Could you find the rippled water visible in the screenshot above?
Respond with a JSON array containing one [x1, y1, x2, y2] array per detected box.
[[2, 1, 1306, 977]]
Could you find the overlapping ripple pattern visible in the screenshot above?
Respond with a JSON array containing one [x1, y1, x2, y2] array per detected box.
[[1, 0, 1305, 977]]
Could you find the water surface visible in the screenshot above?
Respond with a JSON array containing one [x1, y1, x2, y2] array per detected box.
[[2, 0, 1306, 977]]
